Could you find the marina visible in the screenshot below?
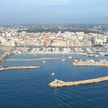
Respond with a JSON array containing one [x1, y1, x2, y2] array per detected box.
[[0, 54, 108, 108], [73, 59, 108, 66], [0, 4, 108, 107]]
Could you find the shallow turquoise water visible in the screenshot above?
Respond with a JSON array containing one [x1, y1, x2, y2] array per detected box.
[[0, 54, 108, 108]]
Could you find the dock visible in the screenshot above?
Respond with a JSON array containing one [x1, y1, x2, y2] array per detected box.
[[73, 59, 108, 67], [49, 76, 108, 88], [0, 66, 40, 72]]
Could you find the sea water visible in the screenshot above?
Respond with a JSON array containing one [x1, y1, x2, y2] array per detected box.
[[0, 54, 108, 108]]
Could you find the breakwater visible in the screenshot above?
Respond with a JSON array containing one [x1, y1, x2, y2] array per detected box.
[[73, 60, 108, 67], [73, 62, 108, 66], [0, 66, 40, 72], [7, 57, 79, 61], [49, 76, 108, 87], [0, 52, 11, 64], [7, 58, 65, 61]]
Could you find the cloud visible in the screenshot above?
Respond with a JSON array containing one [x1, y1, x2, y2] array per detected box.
[[21, 0, 70, 5]]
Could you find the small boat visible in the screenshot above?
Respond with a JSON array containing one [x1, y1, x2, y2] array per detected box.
[[73, 60, 79, 62], [68, 56, 72, 59], [87, 54, 94, 57], [94, 55, 99, 57], [51, 73, 55, 76], [42, 61, 46, 63], [61, 59, 66, 61], [105, 54, 108, 56], [88, 53, 99, 57]]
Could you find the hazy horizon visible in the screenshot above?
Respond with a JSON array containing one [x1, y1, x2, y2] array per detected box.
[[0, 0, 108, 24]]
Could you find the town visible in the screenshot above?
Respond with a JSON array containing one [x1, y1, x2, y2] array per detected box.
[[0, 25, 108, 56]]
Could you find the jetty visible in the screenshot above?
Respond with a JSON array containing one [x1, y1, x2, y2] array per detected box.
[[7, 57, 79, 61], [7, 58, 65, 61], [49, 76, 108, 88], [0, 52, 11, 64], [0, 66, 40, 72], [73, 59, 108, 67]]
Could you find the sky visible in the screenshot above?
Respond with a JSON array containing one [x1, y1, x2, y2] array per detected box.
[[0, 0, 108, 24]]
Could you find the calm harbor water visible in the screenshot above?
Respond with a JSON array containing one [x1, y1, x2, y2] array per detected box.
[[0, 54, 108, 108]]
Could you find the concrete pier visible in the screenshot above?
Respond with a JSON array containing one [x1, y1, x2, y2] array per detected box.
[[49, 76, 108, 87], [0, 66, 40, 72]]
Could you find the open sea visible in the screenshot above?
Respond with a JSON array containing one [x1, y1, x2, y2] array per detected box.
[[0, 54, 108, 108]]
